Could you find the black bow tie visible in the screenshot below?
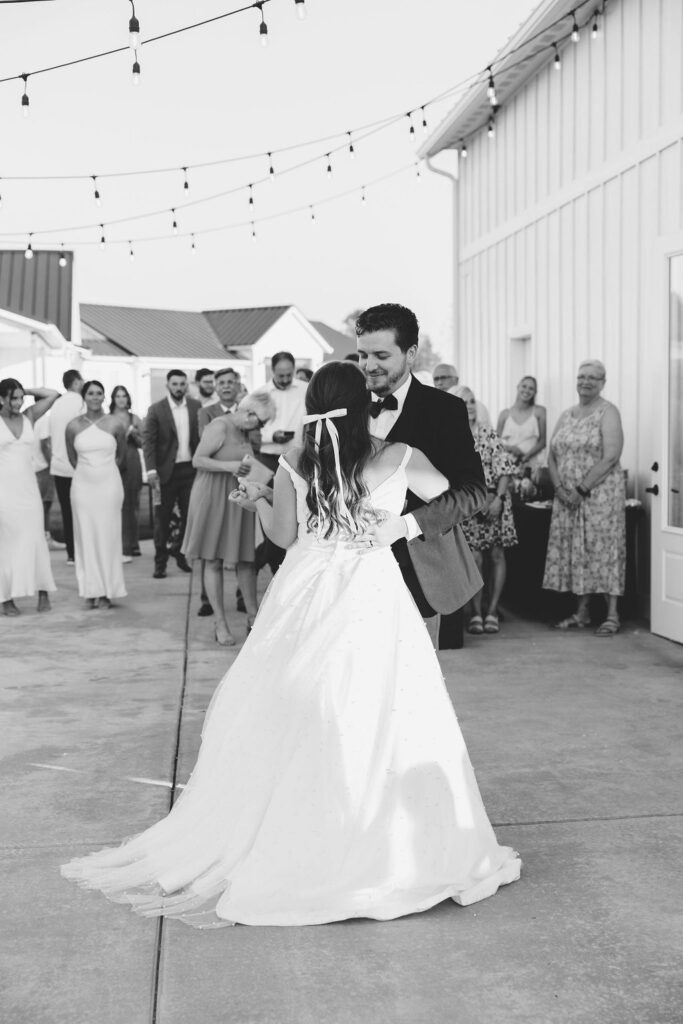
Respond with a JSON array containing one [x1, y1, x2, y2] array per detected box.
[[369, 394, 398, 418]]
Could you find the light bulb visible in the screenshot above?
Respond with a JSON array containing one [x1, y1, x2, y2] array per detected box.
[[92, 177, 101, 206], [553, 45, 561, 70], [59, 246, 67, 269], [421, 107, 428, 132], [172, 210, 178, 235], [248, 185, 254, 207], [132, 58, 141, 85], [571, 17, 580, 42], [591, 15, 599, 39], [460, 143, 468, 159], [25, 239, 33, 260], [182, 168, 189, 192], [268, 152, 275, 181], [294, 0, 306, 20], [129, 243, 135, 262], [310, 206, 316, 225], [129, 15, 140, 51], [21, 94, 29, 118], [415, 162, 422, 181], [348, 132, 355, 159], [251, 222, 257, 241], [259, 19, 268, 46], [191, 234, 197, 254], [488, 117, 496, 139], [407, 113, 415, 136], [361, 187, 366, 207], [326, 156, 332, 178], [487, 68, 496, 105]]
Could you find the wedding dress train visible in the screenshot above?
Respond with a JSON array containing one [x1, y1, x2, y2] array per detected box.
[[62, 446, 520, 927]]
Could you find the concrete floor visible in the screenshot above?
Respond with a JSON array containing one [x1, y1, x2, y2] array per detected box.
[[2, 543, 682, 1024]]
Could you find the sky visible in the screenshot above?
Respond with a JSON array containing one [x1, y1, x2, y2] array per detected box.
[[0, 0, 535, 357]]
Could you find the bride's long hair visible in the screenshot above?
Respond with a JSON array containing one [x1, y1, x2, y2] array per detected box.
[[298, 361, 377, 538]]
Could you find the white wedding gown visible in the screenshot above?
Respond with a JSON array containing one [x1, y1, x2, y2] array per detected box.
[[62, 447, 520, 927]]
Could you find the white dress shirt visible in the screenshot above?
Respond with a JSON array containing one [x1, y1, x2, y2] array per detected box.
[[168, 395, 191, 463], [258, 380, 307, 456], [368, 375, 421, 541], [50, 391, 85, 478]]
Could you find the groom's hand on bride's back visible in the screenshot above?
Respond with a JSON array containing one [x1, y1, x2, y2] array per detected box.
[[358, 511, 408, 549]]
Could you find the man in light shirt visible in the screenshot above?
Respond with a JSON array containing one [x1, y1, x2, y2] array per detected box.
[[31, 411, 66, 551], [49, 369, 84, 564], [432, 362, 491, 426], [143, 369, 201, 579], [253, 352, 307, 575]]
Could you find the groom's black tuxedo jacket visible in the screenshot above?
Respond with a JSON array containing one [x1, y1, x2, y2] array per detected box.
[[386, 376, 486, 613]]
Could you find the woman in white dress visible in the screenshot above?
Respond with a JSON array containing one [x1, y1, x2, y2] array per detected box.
[[66, 380, 127, 610], [496, 375, 546, 476], [62, 362, 520, 927], [0, 378, 60, 615]]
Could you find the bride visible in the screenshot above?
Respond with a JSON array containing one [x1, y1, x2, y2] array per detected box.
[[62, 361, 520, 927]]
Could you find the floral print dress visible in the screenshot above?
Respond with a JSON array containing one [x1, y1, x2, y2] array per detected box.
[[461, 426, 518, 551], [542, 405, 626, 595]]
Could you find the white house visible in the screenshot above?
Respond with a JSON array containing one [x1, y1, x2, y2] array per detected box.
[[420, 0, 683, 641]]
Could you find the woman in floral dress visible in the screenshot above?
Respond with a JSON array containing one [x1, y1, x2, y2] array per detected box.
[[455, 387, 517, 635], [542, 360, 625, 636]]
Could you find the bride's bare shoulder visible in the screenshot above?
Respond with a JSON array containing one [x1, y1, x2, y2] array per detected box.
[[368, 440, 407, 473]]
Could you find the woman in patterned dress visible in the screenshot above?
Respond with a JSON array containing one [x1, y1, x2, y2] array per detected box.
[[455, 387, 517, 635], [542, 360, 625, 636]]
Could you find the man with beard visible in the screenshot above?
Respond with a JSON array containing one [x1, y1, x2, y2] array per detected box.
[[356, 304, 486, 647], [194, 368, 218, 408]]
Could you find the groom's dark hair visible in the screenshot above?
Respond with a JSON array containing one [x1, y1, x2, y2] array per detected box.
[[355, 303, 419, 353]]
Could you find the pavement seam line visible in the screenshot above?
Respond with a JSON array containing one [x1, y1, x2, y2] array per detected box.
[[150, 569, 194, 1024]]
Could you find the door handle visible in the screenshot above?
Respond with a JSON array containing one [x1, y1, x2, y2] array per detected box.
[[646, 485, 659, 495]]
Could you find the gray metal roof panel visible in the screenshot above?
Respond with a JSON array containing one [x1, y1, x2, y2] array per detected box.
[[311, 321, 357, 362], [0, 249, 73, 340], [203, 307, 290, 349], [80, 304, 227, 360]]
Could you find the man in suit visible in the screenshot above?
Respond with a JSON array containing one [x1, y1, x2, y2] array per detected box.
[[356, 304, 486, 646], [143, 369, 201, 579], [197, 366, 240, 435]]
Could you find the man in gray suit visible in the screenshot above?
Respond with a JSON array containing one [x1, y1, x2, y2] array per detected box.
[[143, 369, 201, 579], [197, 367, 240, 435]]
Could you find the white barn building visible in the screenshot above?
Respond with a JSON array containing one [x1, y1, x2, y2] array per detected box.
[[421, 0, 683, 641]]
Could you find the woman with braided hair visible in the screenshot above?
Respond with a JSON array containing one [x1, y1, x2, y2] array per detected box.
[[62, 360, 520, 928]]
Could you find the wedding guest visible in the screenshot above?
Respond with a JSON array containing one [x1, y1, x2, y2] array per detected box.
[[67, 381, 127, 610], [543, 360, 625, 636], [49, 369, 84, 565], [437, 364, 491, 426], [142, 370, 201, 579], [253, 352, 307, 575], [198, 367, 240, 435], [182, 394, 274, 644], [455, 386, 517, 636], [496, 376, 546, 476], [110, 385, 143, 562], [0, 378, 60, 615], [194, 368, 218, 408], [295, 368, 313, 383], [31, 409, 65, 551]]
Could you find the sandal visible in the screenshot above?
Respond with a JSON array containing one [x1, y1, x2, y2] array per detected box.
[[467, 615, 484, 635], [484, 614, 500, 634], [594, 617, 620, 637], [553, 613, 589, 630]]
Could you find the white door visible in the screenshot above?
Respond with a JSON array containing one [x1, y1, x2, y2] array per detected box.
[[651, 245, 683, 643]]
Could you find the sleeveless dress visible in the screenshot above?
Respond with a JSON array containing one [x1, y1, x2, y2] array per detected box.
[[500, 410, 543, 471], [71, 424, 126, 600], [0, 416, 56, 602], [181, 415, 256, 563], [61, 445, 520, 927], [542, 405, 626, 595]]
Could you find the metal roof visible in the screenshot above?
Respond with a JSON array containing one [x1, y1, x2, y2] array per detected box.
[[419, 0, 602, 157], [0, 249, 73, 340], [80, 304, 227, 360], [312, 321, 357, 362], [203, 307, 290, 349]]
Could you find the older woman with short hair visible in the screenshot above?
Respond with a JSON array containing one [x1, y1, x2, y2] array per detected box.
[[542, 360, 626, 635]]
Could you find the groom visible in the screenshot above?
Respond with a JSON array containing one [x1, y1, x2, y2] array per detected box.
[[355, 303, 485, 645]]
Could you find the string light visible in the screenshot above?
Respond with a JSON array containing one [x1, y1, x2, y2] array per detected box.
[[407, 112, 415, 137], [415, 161, 422, 181], [326, 154, 332, 178], [553, 44, 561, 69], [267, 152, 275, 182], [128, 1, 140, 51], [294, 0, 306, 20], [182, 167, 190, 192], [256, 3, 268, 46], [361, 186, 366, 207], [460, 141, 468, 159], [591, 11, 600, 39], [128, 240, 135, 261], [24, 235, 33, 260], [191, 233, 197, 254], [58, 244, 67, 268], [248, 183, 254, 208], [486, 67, 496, 106], [92, 176, 102, 206], [347, 131, 355, 159], [487, 113, 496, 139], [99, 226, 106, 249], [21, 74, 29, 118], [171, 209, 178, 234], [309, 204, 316, 225], [132, 53, 141, 85], [421, 106, 428, 132], [251, 221, 257, 241], [571, 12, 580, 42]]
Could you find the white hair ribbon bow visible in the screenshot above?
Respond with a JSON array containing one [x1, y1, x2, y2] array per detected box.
[[301, 408, 355, 534]]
